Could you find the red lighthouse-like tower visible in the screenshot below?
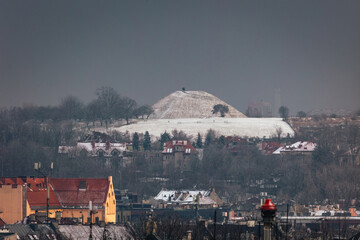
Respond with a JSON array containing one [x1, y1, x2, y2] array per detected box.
[[261, 199, 277, 240]]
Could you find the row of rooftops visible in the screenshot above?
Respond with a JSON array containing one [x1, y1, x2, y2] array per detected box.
[[59, 140, 199, 156], [0, 177, 112, 209], [58, 142, 126, 156]]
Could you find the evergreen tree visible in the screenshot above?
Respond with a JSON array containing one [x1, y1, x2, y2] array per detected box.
[[196, 133, 203, 148], [160, 131, 171, 149], [205, 129, 216, 147], [143, 131, 151, 151], [217, 135, 226, 145], [132, 132, 140, 151]]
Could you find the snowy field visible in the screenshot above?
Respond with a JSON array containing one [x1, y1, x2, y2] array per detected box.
[[106, 117, 294, 140]]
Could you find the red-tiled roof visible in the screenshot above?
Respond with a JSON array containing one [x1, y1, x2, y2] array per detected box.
[[0, 177, 110, 209], [0, 177, 25, 185], [26, 178, 61, 207], [0, 217, 6, 227], [0, 177, 61, 207], [162, 140, 197, 154], [50, 178, 110, 208]]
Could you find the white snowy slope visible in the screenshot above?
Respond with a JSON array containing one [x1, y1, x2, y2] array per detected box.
[[110, 118, 294, 140], [150, 90, 247, 119]]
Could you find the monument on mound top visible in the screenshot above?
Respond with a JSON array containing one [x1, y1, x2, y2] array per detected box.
[[150, 90, 247, 119]]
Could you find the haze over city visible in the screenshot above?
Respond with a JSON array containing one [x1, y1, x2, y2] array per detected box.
[[1, 0, 359, 114]]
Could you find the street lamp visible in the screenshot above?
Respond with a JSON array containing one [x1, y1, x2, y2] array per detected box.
[[34, 161, 53, 224]]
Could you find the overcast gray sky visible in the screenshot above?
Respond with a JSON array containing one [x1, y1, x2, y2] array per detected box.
[[1, 0, 359, 114]]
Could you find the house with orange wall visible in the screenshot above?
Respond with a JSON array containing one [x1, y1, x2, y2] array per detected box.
[[0, 176, 116, 224]]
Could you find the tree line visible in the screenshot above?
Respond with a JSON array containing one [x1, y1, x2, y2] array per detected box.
[[0, 86, 153, 127]]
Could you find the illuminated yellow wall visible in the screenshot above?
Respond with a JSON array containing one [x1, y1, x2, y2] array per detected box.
[[104, 176, 116, 223], [61, 209, 105, 223], [0, 184, 25, 224], [0, 176, 116, 224], [59, 176, 116, 224]]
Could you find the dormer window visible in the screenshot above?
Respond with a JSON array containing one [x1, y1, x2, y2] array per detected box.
[[79, 180, 87, 190], [98, 149, 105, 157]]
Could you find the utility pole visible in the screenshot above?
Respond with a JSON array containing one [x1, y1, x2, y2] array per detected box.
[[285, 203, 289, 240], [213, 208, 217, 240], [88, 200, 98, 240], [89, 201, 93, 240], [34, 161, 53, 224]]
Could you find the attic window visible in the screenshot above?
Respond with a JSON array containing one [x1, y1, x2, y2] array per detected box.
[[79, 180, 87, 190], [185, 148, 191, 153]]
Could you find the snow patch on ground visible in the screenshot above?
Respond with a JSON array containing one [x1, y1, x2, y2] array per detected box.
[[105, 117, 294, 140], [150, 91, 247, 119]]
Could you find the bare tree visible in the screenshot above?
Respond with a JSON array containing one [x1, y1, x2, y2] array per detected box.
[[121, 97, 137, 125], [59, 95, 84, 120], [96, 86, 120, 127]]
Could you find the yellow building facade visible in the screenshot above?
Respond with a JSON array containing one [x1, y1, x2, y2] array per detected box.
[[0, 176, 116, 224]]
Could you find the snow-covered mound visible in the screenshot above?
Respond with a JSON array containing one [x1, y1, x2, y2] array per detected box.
[[110, 118, 294, 140], [150, 91, 247, 119]]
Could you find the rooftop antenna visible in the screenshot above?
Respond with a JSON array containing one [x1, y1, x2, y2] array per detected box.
[[88, 200, 98, 240], [34, 161, 53, 224]]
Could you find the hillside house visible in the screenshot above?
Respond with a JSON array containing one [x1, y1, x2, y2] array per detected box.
[[339, 145, 360, 165], [162, 140, 197, 173], [154, 188, 223, 209], [0, 176, 116, 224], [272, 141, 316, 163], [58, 141, 126, 158], [273, 141, 316, 155], [257, 141, 282, 155]]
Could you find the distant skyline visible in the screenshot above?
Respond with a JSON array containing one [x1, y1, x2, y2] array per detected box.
[[1, 1, 359, 114]]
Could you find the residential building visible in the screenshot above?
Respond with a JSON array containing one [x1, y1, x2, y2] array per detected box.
[[339, 145, 360, 165], [0, 176, 116, 224], [58, 141, 126, 158], [162, 140, 197, 173], [272, 141, 316, 155], [154, 188, 222, 209], [257, 141, 281, 155]]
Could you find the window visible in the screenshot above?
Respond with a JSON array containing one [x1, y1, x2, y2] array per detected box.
[[98, 150, 105, 157], [112, 150, 119, 157], [185, 148, 191, 153], [79, 181, 87, 190]]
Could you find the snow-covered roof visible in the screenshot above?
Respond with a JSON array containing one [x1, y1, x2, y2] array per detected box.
[[154, 190, 216, 205], [58, 142, 126, 157], [273, 141, 316, 154], [58, 146, 75, 154], [109, 117, 294, 140]]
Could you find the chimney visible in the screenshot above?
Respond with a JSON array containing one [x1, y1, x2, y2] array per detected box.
[[187, 230, 192, 240]]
